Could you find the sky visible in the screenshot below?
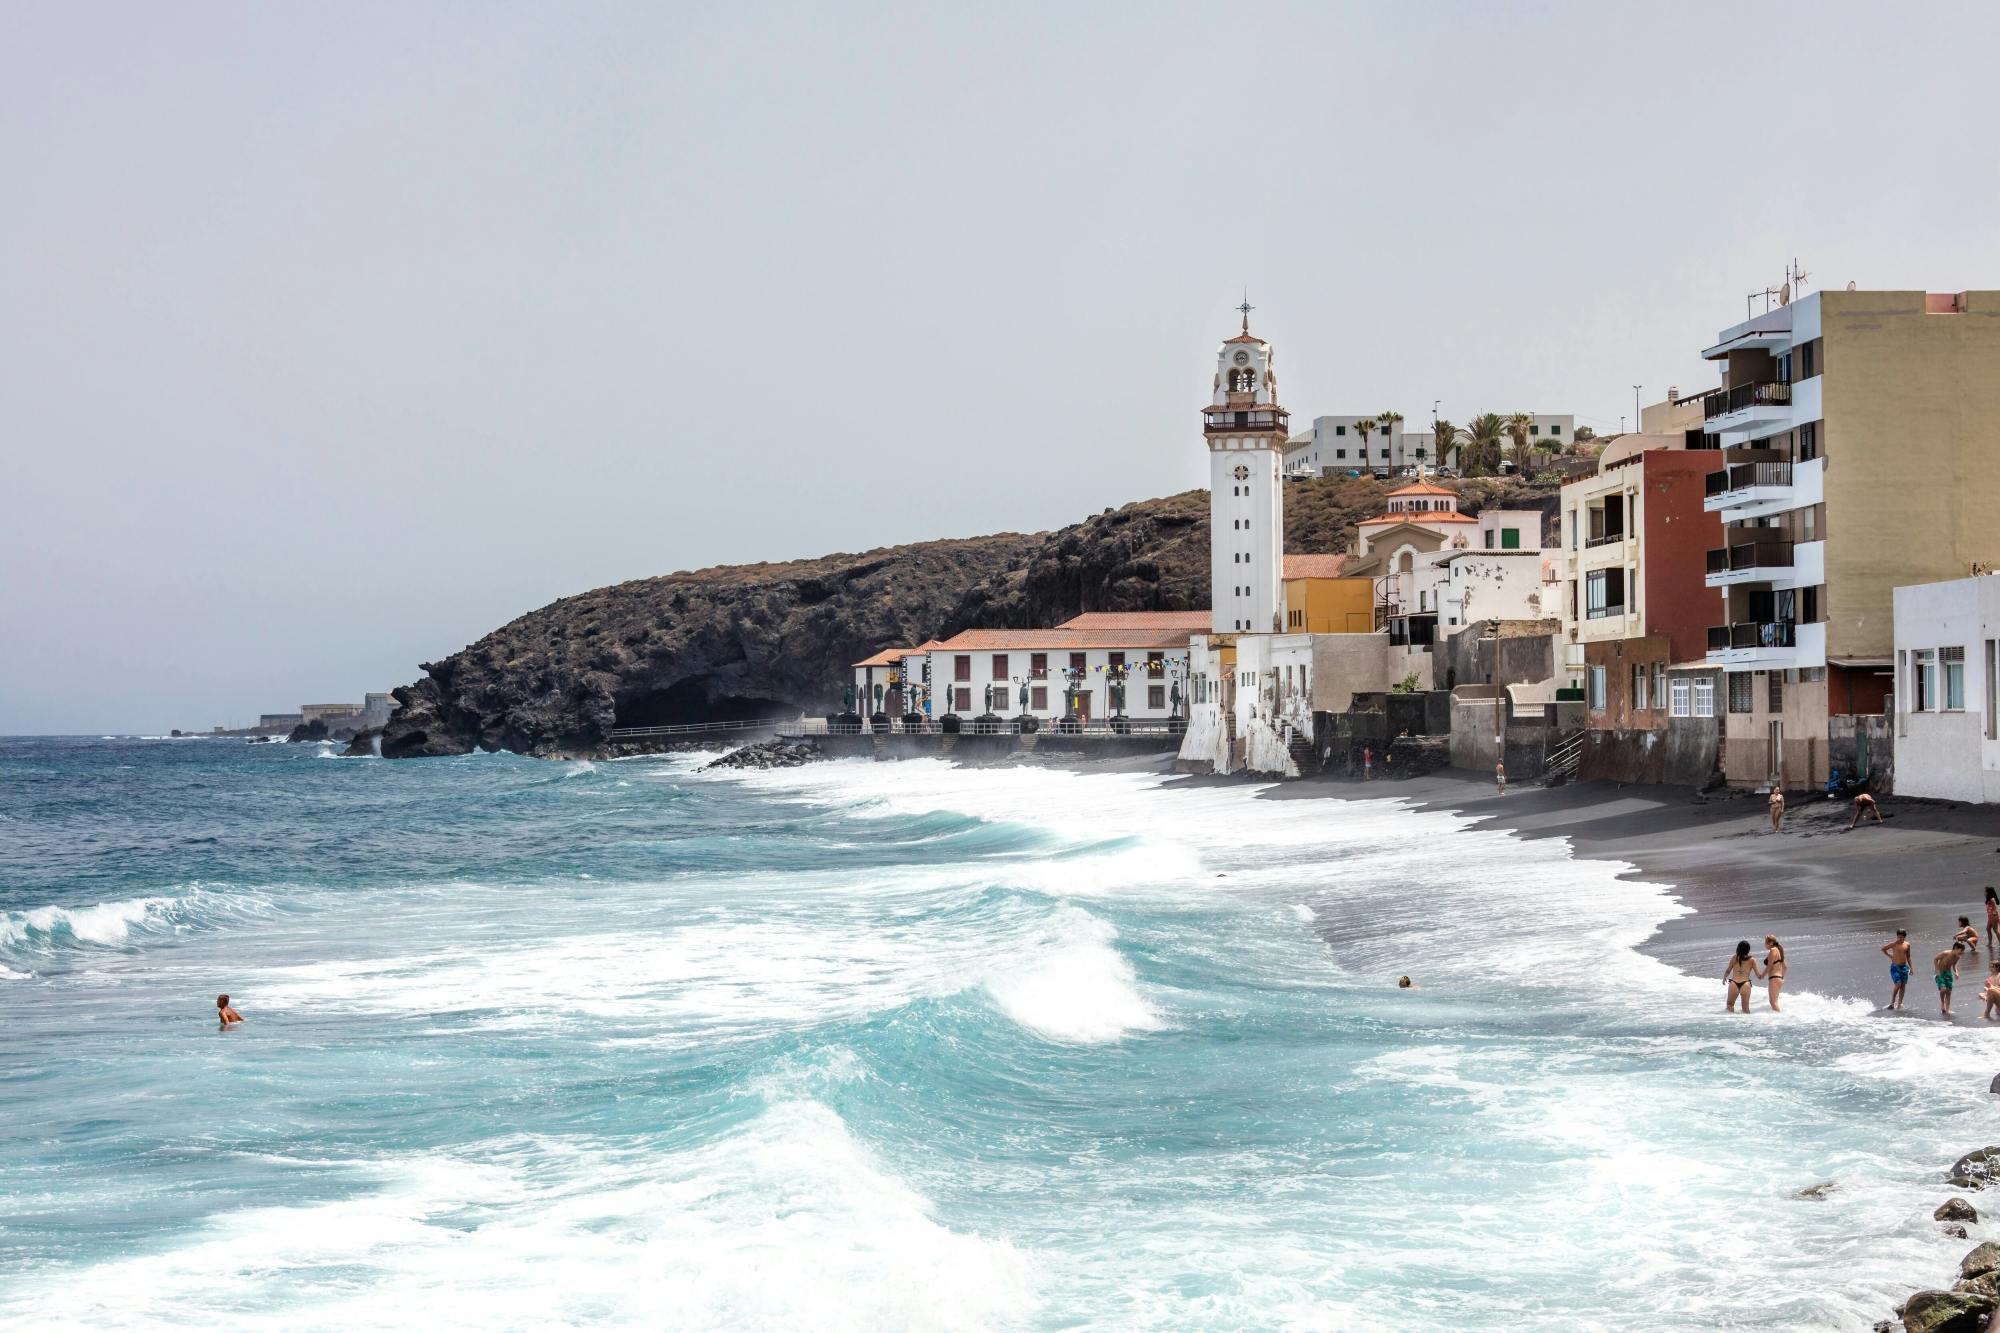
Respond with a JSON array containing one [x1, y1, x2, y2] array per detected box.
[[5, 1, 1998, 734]]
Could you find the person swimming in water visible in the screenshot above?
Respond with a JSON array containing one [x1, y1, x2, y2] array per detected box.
[[1725, 941, 1762, 1014], [216, 994, 244, 1028]]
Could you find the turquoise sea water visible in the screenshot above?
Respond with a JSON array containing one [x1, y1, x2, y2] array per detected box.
[[0, 736, 1993, 1329]]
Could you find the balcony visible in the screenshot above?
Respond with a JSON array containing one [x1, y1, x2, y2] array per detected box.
[[1704, 540, 1795, 587], [1705, 460, 1794, 515], [1586, 602, 1627, 620], [1704, 381, 1792, 439], [1583, 528, 1627, 549], [1706, 620, 1801, 668]]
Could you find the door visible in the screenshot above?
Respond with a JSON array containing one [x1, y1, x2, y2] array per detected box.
[[1768, 721, 1784, 784], [1854, 727, 1870, 788]]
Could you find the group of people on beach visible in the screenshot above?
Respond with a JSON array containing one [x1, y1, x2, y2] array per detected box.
[[1879, 888, 2000, 1018], [1723, 937, 1788, 1012]]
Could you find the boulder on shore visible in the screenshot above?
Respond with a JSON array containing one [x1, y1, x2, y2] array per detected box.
[[1948, 1147, 2000, 1190], [1938, 1197, 1980, 1223], [1959, 1242, 2000, 1281], [1900, 1286, 1994, 1333], [341, 728, 384, 758], [703, 739, 823, 771], [286, 719, 330, 743]]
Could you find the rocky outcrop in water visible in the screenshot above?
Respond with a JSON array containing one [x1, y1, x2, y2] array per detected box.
[[703, 739, 822, 770], [377, 476, 1563, 759], [286, 719, 330, 743]]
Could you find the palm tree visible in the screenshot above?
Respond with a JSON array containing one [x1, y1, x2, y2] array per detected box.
[[1377, 410, 1404, 469], [1504, 412, 1534, 473], [1353, 418, 1377, 471], [1429, 417, 1457, 470], [1462, 413, 1508, 477]]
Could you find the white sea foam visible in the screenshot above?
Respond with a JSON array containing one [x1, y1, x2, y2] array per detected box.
[[1, 1101, 1037, 1332], [0, 895, 177, 949], [985, 906, 1161, 1044]]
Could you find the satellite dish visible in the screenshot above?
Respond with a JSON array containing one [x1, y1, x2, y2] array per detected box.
[[1779, 281, 1791, 305], [1847, 281, 1857, 291]]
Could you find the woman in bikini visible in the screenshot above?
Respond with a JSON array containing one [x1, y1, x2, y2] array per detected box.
[[1984, 888, 1997, 956], [1725, 940, 1762, 1014], [1763, 936, 1788, 1011]]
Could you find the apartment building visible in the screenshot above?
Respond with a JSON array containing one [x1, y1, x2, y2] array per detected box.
[[1698, 288, 2000, 788], [1558, 441, 1722, 781], [1893, 574, 2000, 802], [1285, 414, 1577, 477]]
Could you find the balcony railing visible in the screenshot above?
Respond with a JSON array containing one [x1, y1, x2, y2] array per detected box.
[[1707, 621, 1798, 651], [1705, 541, 1794, 574], [1705, 461, 1794, 497], [1586, 602, 1627, 620], [1704, 381, 1793, 419], [1584, 529, 1627, 549]]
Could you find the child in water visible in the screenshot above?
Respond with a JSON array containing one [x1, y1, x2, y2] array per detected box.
[[216, 994, 244, 1028]]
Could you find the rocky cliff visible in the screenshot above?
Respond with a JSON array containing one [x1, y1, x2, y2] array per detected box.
[[379, 475, 1561, 758]]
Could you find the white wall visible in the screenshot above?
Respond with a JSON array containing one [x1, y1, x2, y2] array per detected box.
[[1211, 442, 1285, 635], [1893, 576, 2000, 802], [1441, 551, 1551, 629], [916, 645, 1192, 721]]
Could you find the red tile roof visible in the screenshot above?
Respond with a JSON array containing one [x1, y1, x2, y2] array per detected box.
[[1058, 611, 1213, 631], [1387, 480, 1457, 497], [1282, 554, 1350, 579], [851, 647, 918, 668], [925, 626, 1197, 651], [1357, 511, 1478, 525]]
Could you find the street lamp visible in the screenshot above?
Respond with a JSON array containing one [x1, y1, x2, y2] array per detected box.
[[1487, 617, 1505, 794]]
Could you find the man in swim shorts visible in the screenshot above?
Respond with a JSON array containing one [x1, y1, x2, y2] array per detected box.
[[1882, 930, 1912, 1010], [1934, 943, 1965, 1018], [217, 994, 244, 1028]]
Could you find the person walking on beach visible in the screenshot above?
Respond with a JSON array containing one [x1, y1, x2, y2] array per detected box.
[[1982, 963, 2000, 1022], [1763, 936, 1788, 1012], [1768, 787, 1786, 833], [1849, 790, 1883, 829], [1985, 888, 1998, 953], [1725, 941, 1762, 1014], [1956, 916, 1982, 955], [1882, 930, 1913, 1010], [1495, 757, 1506, 796], [216, 994, 244, 1028], [1935, 943, 1965, 1017]]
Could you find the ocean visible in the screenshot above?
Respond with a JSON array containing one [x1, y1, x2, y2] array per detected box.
[[0, 735, 1989, 1330]]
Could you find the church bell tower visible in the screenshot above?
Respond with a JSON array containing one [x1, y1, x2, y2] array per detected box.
[[1205, 301, 1289, 635]]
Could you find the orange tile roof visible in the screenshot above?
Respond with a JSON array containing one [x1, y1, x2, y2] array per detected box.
[[1357, 511, 1478, 525], [1387, 480, 1456, 497], [925, 626, 1198, 651], [1282, 554, 1349, 579], [851, 647, 918, 668], [1058, 611, 1212, 631]]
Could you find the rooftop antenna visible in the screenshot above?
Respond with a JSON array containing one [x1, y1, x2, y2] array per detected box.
[[1237, 291, 1254, 334]]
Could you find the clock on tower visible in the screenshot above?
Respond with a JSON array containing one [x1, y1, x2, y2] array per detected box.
[[1202, 302, 1288, 635]]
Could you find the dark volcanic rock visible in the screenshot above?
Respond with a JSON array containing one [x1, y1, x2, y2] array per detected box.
[[341, 727, 383, 758], [1945, 1224, 1970, 1239], [1948, 1147, 2000, 1190], [286, 719, 330, 743], [1938, 1198, 1981, 1223], [1901, 1286, 1993, 1333], [1959, 1242, 2000, 1281], [703, 739, 822, 771], [377, 477, 1563, 759]]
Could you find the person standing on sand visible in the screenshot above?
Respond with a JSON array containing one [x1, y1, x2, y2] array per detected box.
[[1495, 758, 1506, 795], [1985, 888, 1998, 952], [1882, 930, 1913, 1010], [1935, 943, 1965, 1017], [1768, 787, 1786, 833], [216, 994, 244, 1028], [1763, 936, 1787, 1012], [1724, 941, 1762, 1013], [1849, 790, 1883, 829], [1982, 962, 2000, 1022]]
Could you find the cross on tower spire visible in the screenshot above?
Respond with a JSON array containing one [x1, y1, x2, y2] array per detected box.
[[1237, 291, 1254, 334]]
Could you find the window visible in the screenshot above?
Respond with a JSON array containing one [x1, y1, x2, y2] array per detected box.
[[1069, 652, 1087, 674], [1652, 663, 1666, 707], [1585, 568, 1625, 619], [1729, 673, 1754, 713], [1632, 663, 1649, 711], [1797, 420, 1819, 461], [1767, 671, 1783, 711], [992, 653, 1008, 680], [954, 687, 972, 712], [1693, 679, 1715, 717], [1147, 651, 1165, 677], [1797, 338, 1820, 380], [1670, 679, 1691, 717], [1031, 652, 1048, 679], [1588, 665, 1606, 710], [1336, 449, 1347, 459], [1484, 530, 1496, 549], [954, 655, 971, 682], [1108, 652, 1125, 674], [1988, 642, 1999, 739], [1531, 423, 1541, 435], [1335, 425, 1346, 436], [1149, 685, 1166, 710], [1801, 586, 1820, 623], [1944, 646, 1966, 710], [1380, 449, 1390, 459], [1914, 649, 1936, 711], [1567, 510, 1580, 551], [1501, 528, 1521, 550], [1549, 424, 1562, 435], [1031, 685, 1048, 711]]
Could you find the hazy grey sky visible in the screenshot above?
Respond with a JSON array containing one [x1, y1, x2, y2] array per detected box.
[[6, 1, 1997, 733]]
